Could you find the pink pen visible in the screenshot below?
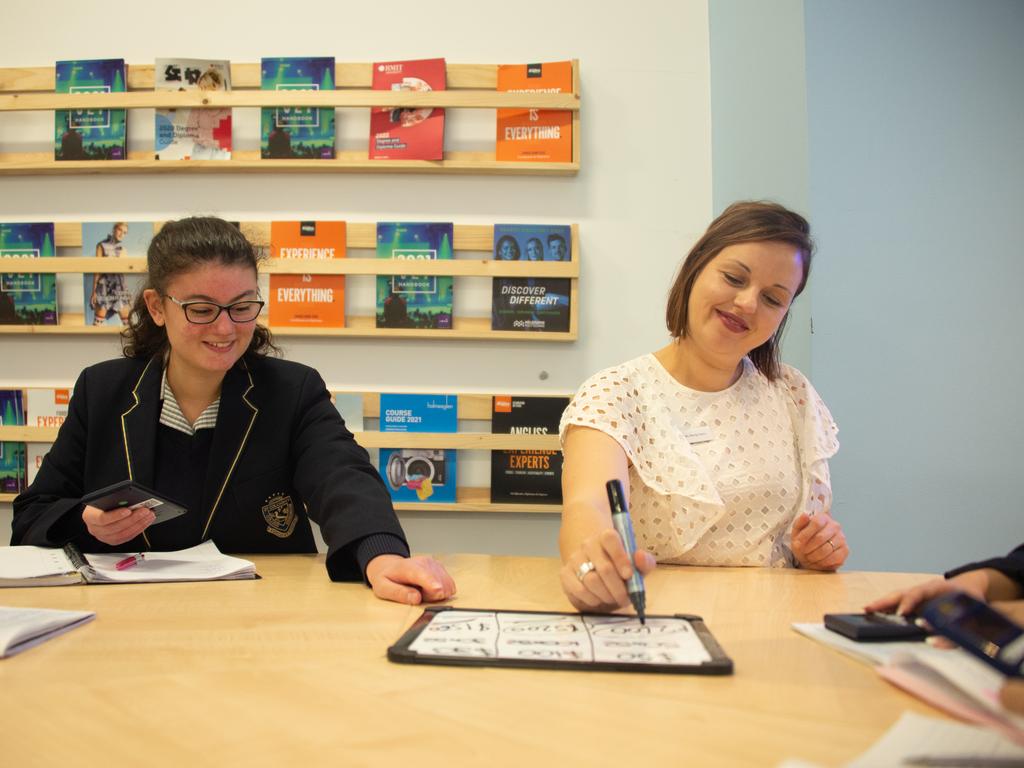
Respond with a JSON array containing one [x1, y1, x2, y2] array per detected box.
[[114, 553, 145, 571]]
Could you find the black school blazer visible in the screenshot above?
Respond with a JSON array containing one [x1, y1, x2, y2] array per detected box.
[[12, 354, 407, 580]]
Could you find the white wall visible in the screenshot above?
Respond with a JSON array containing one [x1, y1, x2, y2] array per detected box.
[[0, 0, 713, 554]]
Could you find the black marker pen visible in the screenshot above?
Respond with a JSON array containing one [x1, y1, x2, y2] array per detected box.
[[606, 479, 646, 625]]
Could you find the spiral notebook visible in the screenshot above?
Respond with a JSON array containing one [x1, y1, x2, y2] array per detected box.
[[0, 541, 257, 587]]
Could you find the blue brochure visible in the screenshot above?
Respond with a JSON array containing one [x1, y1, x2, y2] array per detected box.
[[380, 394, 457, 433]]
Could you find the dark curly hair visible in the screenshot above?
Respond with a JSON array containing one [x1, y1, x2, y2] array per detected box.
[[665, 201, 814, 381], [121, 216, 276, 359]]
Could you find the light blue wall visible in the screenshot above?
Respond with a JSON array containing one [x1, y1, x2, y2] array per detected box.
[[709, 0, 812, 375], [805, 0, 1024, 571], [712, 0, 1024, 571]]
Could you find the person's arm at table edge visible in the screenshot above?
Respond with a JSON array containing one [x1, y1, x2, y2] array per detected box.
[[865, 544, 1024, 615], [558, 426, 655, 613], [559, 426, 629, 560], [944, 544, 1024, 601]]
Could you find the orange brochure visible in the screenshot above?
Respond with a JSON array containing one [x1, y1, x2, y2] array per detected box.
[[269, 221, 346, 328], [496, 61, 573, 162]]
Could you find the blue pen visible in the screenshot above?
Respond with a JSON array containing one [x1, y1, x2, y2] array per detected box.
[[606, 479, 646, 625]]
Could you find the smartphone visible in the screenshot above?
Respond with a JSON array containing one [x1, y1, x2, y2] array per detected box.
[[80, 480, 187, 526], [824, 612, 929, 642], [919, 592, 1024, 678]]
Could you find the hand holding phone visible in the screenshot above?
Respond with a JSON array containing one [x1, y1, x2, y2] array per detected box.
[[81, 503, 153, 547], [81, 480, 187, 525], [919, 592, 1024, 678], [79, 481, 187, 546]]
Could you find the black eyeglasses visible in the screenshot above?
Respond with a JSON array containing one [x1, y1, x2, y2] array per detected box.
[[165, 295, 265, 325]]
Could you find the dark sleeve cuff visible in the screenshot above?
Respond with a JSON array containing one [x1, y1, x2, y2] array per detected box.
[[325, 533, 410, 584], [945, 553, 1024, 588], [11, 497, 86, 547]]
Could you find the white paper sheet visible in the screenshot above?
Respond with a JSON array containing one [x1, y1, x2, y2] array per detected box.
[[83, 540, 256, 583], [0, 547, 76, 581], [408, 610, 712, 665], [847, 711, 1024, 768], [0, 606, 95, 658]]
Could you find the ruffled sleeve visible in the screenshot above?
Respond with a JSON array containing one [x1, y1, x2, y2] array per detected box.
[[559, 357, 724, 507], [778, 364, 839, 518]]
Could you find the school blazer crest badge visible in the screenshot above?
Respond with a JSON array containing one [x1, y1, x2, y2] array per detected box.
[[262, 492, 297, 538]]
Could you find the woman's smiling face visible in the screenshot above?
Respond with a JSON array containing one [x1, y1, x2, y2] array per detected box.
[[684, 241, 803, 360]]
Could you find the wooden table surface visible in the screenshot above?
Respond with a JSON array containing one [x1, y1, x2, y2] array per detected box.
[[0, 554, 939, 767]]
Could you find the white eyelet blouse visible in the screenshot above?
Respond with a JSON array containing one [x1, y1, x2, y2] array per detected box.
[[559, 354, 839, 567]]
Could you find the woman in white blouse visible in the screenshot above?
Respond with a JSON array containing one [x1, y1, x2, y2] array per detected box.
[[558, 201, 847, 613]]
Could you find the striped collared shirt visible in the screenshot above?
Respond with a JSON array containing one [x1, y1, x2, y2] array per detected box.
[[160, 367, 219, 436]]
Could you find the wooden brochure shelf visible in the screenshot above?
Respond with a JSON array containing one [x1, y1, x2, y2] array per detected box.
[[0, 61, 580, 176], [392, 486, 558, 514], [0, 391, 568, 512], [0, 222, 580, 341], [0, 424, 559, 451]]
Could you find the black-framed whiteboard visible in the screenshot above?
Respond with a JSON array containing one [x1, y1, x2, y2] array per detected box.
[[387, 607, 733, 675]]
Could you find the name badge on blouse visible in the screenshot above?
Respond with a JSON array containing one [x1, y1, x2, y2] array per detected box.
[[683, 427, 714, 445]]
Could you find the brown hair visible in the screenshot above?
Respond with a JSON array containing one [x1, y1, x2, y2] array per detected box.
[[121, 216, 277, 359], [665, 201, 814, 381]]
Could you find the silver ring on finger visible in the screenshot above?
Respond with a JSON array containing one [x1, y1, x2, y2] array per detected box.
[[576, 560, 596, 582], [828, 538, 837, 553]]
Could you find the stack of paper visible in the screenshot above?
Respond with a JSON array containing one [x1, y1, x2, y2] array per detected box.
[[82, 541, 257, 583], [793, 622, 1024, 745], [0, 547, 82, 587], [777, 711, 1024, 767], [850, 711, 1024, 767]]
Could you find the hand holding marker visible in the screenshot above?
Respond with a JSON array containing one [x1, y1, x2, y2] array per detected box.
[[606, 479, 647, 624]]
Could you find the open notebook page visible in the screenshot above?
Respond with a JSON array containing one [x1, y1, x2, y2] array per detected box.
[[83, 541, 256, 583]]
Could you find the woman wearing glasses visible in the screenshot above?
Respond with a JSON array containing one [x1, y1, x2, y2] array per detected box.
[[12, 217, 455, 605]]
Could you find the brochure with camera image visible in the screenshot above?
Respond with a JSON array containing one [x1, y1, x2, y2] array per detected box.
[[379, 448, 457, 504], [260, 57, 336, 159], [0, 223, 58, 326], [376, 222, 454, 329], [80, 222, 153, 327], [496, 61, 573, 163], [155, 58, 232, 161], [490, 395, 568, 504], [55, 59, 127, 161], [369, 58, 446, 160], [491, 224, 571, 333], [379, 393, 457, 503], [269, 220, 346, 328], [0, 389, 26, 494], [380, 394, 457, 433]]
